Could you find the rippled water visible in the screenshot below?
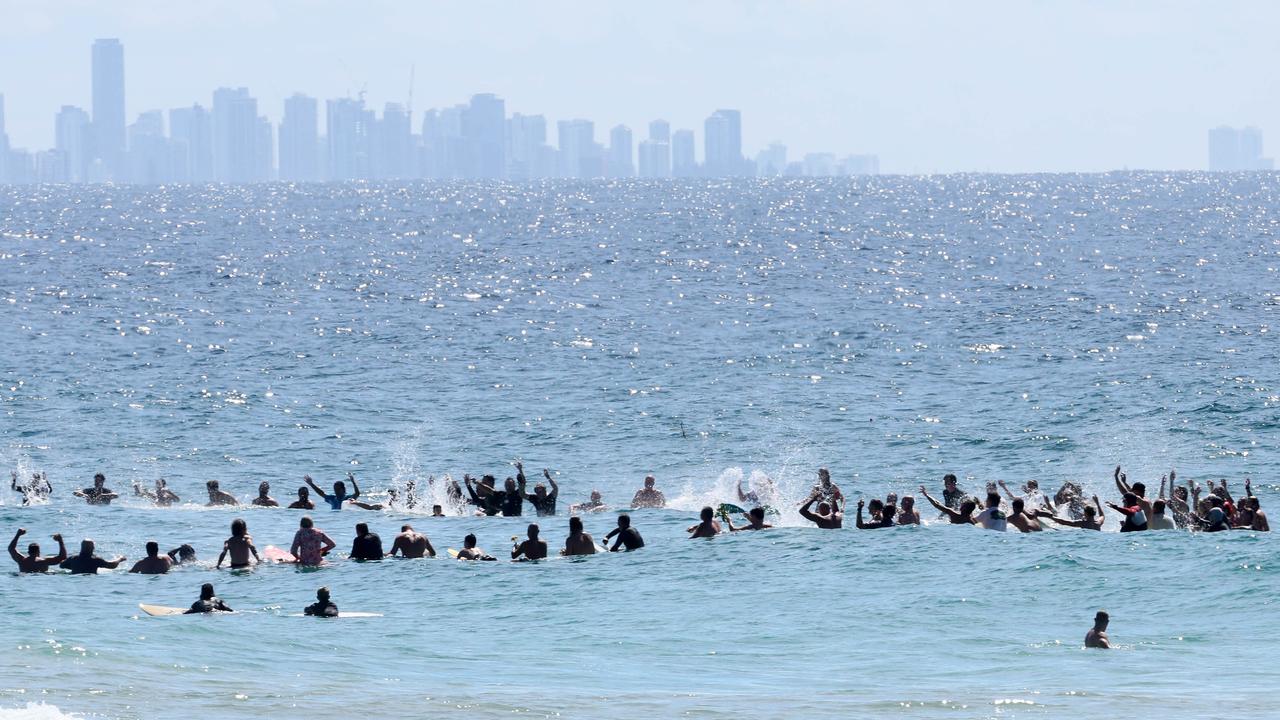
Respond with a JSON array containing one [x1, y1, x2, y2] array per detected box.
[[1, 175, 1278, 719]]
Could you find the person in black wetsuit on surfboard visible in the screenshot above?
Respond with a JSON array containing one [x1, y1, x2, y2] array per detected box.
[[186, 583, 233, 614], [304, 587, 339, 617]]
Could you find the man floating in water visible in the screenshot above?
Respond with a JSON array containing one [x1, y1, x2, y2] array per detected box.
[[185, 583, 233, 614], [8, 528, 66, 573], [75, 473, 117, 505], [630, 475, 666, 509], [304, 587, 339, 617]]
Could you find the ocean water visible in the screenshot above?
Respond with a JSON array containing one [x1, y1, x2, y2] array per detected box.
[[0, 175, 1278, 719]]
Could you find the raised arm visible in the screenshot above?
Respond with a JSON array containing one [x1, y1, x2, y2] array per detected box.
[[347, 473, 360, 501], [1093, 495, 1105, 522], [1114, 466, 1131, 495], [919, 486, 962, 520], [798, 494, 820, 523], [736, 480, 748, 502], [1159, 475, 1167, 499], [304, 475, 329, 500], [50, 534, 66, 563], [515, 462, 527, 491], [9, 472, 17, 492], [997, 480, 1017, 502], [546, 472, 558, 499], [8, 529, 22, 563], [1220, 479, 1234, 504]]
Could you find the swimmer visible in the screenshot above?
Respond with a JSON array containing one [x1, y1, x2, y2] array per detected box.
[[1113, 466, 1153, 521], [812, 468, 844, 506], [185, 583, 232, 614], [444, 476, 464, 508], [290, 516, 337, 565], [8, 528, 67, 573], [687, 506, 722, 538], [856, 499, 895, 529], [920, 486, 977, 525], [1148, 500, 1176, 530], [134, 477, 179, 507], [524, 469, 559, 517], [571, 490, 608, 514], [1049, 481, 1086, 520], [1036, 496, 1104, 530], [494, 464, 528, 517], [304, 586, 339, 617], [724, 507, 773, 532], [167, 544, 197, 564], [1107, 492, 1149, 532], [252, 482, 279, 507], [512, 523, 548, 560], [603, 514, 645, 551], [998, 479, 1046, 513], [431, 504, 445, 517], [11, 471, 51, 505], [940, 473, 964, 510], [288, 486, 315, 510], [630, 475, 666, 509], [129, 541, 174, 574], [455, 533, 496, 561], [304, 473, 364, 511], [206, 480, 239, 507], [737, 475, 776, 506], [1006, 498, 1042, 532], [216, 518, 260, 569], [799, 491, 843, 529], [1189, 494, 1231, 533], [74, 473, 118, 505], [974, 492, 1008, 531], [389, 524, 436, 558], [897, 495, 921, 525], [349, 522, 384, 561], [1085, 610, 1111, 649], [563, 516, 598, 554], [60, 539, 126, 574], [464, 474, 500, 516]]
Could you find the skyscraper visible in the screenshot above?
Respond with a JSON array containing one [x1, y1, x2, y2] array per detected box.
[[558, 119, 599, 178], [255, 115, 274, 181], [212, 87, 259, 182], [608, 124, 633, 177], [1239, 126, 1265, 170], [672, 129, 696, 177], [1208, 126, 1239, 171], [755, 142, 786, 177], [170, 104, 213, 182], [638, 119, 671, 178], [703, 109, 743, 177], [91, 39, 126, 179], [507, 113, 552, 179], [464, 93, 506, 179], [127, 110, 168, 183], [279, 94, 319, 181], [55, 106, 92, 182], [326, 96, 373, 180], [376, 102, 412, 179]]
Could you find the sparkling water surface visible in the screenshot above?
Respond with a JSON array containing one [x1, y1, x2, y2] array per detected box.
[[1, 175, 1278, 719]]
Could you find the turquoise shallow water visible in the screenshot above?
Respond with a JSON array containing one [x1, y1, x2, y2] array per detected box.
[[1, 175, 1279, 718]]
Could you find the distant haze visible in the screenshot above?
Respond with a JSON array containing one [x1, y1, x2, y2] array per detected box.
[[0, 0, 1276, 174]]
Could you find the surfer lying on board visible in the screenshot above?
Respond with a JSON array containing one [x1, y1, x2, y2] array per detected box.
[[571, 490, 608, 514], [8, 528, 66, 573], [603, 514, 645, 550], [799, 492, 843, 529], [304, 586, 339, 617], [687, 506, 722, 538], [185, 583, 233, 614], [389, 525, 435, 558], [724, 507, 772, 531], [456, 533, 496, 561], [512, 524, 548, 560], [563, 516, 598, 555], [290, 516, 336, 565]]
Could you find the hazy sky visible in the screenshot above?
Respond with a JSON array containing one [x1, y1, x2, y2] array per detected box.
[[1, 0, 1276, 173]]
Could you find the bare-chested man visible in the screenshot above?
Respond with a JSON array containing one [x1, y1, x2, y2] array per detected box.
[[389, 524, 436, 558], [799, 492, 843, 529], [455, 533, 496, 561], [75, 473, 117, 505], [206, 480, 239, 506], [512, 523, 549, 560], [687, 506, 722, 538], [8, 528, 66, 573], [60, 539, 125, 574], [1085, 610, 1111, 649], [252, 482, 279, 507], [630, 476, 666, 509], [216, 518, 260, 569], [725, 507, 773, 531], [130, 541, 174, 574], [288, 486, 315, 510], [563, 516, 598, 555]]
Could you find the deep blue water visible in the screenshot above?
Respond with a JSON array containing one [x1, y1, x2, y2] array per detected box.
[[0, 175, 1278, 719]]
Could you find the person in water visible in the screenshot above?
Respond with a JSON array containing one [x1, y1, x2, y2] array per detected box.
[[736, 475, 776, 506], [687, 506, 722, 538], [206, 480, 239, 506], [304, 586, 339, 617], [60, 539, 126, 574], [799, 491, 843, 529], [11, 471, 51, 505], [897, 495, 921, 525], [630, 475, 666, 509], [941, 473, 965, 510], [350, 522, 384, 561], [563, 516, 598, 555], [216, 518, 260, 569], [290, 516, 337, 565], [812, 468, 844, 506], [431, 504, 446, 517], [456, 533, 496, 561], [1148, 499, 1176, 530], [252, 481, 279, 507], [130, 541, 174, 574], [390, 524, 436, 558], [524, 468, 559, 517], [185, 583, 233, 614], [464, 474, 500, 515], [724, 507, 773, 532], [134, 477, 179, 506], [494, 465, 528, 517], [603, 514, 645, 550], [168, 544, 197, 564], [305, 473, 374, 510], [1113, 467, 1154, 524], [920, 486, 977, 524], [571, 490, 608, 513], [1036, 496, 1105, 530], [1085, 610, 1111, 649], [1006, 498, 1042, 533], [856, 499, 895, 529], [289, 486, 315, 510], [1108, 492, 1149, 532], [75, 473, 118, 505], [975, 492, 1008, 531], [512, 523, 549, 561], [8, 528, 67, 573]]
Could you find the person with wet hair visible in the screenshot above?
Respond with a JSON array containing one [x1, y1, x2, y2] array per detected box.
[[8, 528, 66, 573], [206, 480, 239, 506], [524, 468, 559, 517], [130, 541, 173, 574], [60, 539, 126, 574], [512, 523, 548, 560], [304, 587, 338, 617], [1036, 496, 1105, 530], [724, 507, 773, 532], [799, 491, 843, 529], [75, 473, 117, 505], [564, 516, 598, 554], [216, 518, 260, 568], [856, 499, 895, 529], [185, 583, 232, 614], [1085, 610, 1111, 649], [456, 533, 495, 561], [974, 493, 1008, 531], [630, 475, 666, 509], [1108, 492, 1149, 532], [604, 514, 645, 550], [920, 486, 977, 525], [1006, 498, 1042, 532], [897, 495, 921, 525], [290, 516, 336, 565], [288, 486, 315, 510], [252, 481, 279, 507]]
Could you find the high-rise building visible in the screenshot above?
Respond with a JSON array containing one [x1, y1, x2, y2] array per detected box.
[[755, 142, 786, 177], [0, 93, 9, 182], [672, 129, 696, 177], [55, 105, 92, 183], [127, 110, 168, 183], [170, 104, 213, 182], [376, 102, 412, 179], [840, 154, 880, 176], [212, 87, 259, 182], [279, 94, 319, 181], [638, 119, 671, 178], [255, 116, 274, 181], [608, 124, 633, 177], [1209, 126, 1273, 171], [91, 39, 126, 179], [326, 97, 373, 180], [704, 109, 743, 177], [1239, 126, 1266, 170], [464, 93, 505, 179], [507, 113, 551, 179], [558, 119, 600, 178]]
